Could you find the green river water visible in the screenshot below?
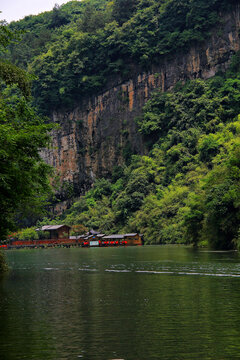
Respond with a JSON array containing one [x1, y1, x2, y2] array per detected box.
[[1, 245, 240, 360]]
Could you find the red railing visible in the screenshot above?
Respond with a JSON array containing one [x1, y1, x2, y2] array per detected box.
[[9, 238, 80, 247], [3, 238, 141, 248]]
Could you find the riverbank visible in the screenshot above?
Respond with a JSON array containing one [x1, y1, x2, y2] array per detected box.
[[3, 230, 143, 249]]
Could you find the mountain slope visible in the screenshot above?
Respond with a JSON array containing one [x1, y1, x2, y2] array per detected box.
[[7, 0, 240, 248]]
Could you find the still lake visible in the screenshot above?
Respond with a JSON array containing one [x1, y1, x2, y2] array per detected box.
[[1, 245, 240, 360]]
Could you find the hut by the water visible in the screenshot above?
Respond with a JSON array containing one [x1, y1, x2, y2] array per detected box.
[[38, 225, 71, 240]]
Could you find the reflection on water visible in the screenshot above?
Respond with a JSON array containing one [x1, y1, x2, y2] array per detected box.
[[1, 246, 240, 360]]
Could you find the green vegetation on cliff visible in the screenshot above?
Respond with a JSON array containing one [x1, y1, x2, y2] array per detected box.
[[7, 0, 236, 114], [3, 0, 240, 250], [60, 53, 240, 249]]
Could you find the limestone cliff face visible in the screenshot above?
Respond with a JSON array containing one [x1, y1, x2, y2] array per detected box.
[[41, 5, 240, 200]]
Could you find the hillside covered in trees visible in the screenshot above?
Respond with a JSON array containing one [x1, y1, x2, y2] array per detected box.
[[55, 57, 240, 249], [3, 0, 240, 250], [8, 0, 236, 113]]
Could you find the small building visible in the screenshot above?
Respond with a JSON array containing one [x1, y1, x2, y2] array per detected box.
[[86, 233, 105, 247], [39, 225, 71, 240], [89, 229, 100, 236], [124, 233, 143, 245], [81, 235, 91, 247], [102, 234, 124, 246], [69, 235, 87, 246], [69, 235, 81, 240], [103, 235, 124, 240], [69, 235, 83, 243], [89, 239, 99, 247], [96, 234, 105, 241], [81, 234, 99, 247]]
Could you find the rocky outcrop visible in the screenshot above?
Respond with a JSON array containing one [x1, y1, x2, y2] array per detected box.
[[41, 4, 240, 200]]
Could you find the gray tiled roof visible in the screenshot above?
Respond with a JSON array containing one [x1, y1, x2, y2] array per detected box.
[[39, 225, 70, 231], [103, 234, 124, 239]]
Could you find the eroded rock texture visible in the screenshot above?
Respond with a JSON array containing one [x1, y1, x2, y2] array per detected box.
[[41, 5, 240, 203]]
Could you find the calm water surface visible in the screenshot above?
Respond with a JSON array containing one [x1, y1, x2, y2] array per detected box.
[[1, 245, 240, 360]]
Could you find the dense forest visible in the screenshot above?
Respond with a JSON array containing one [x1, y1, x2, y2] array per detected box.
[[0, 25, 54, 270], [1, 0, 240, 251], [48, 57, 240, 250], [7, 0, 236, 114]]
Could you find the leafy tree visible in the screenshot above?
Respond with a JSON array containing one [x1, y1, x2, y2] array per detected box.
[[182, 191, 204, 247], [201, 133, 240, 249], [7, 0, 232, 113], [112, 0, 138, 25], [48, 4, 70, 29], [71, 224, 88, 236], [0, 24, 54, 239], [58, 53, 240, 250], [7, 2, 240, 251], [18, 227, 39, 241], [198, 134, 219, 165]]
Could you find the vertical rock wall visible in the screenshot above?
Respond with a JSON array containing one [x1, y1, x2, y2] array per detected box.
[[41, 5, 240, 199]]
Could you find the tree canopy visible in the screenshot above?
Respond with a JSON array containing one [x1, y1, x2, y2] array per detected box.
[[4, 1, 240, 250], [56, 53, 240, 250], [7, 0, 234, 114], [0, 24, 54, 239]]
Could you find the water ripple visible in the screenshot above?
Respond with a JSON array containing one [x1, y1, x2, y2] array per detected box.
[[136, 270, 240, 277], [105, 269, 131, 273]]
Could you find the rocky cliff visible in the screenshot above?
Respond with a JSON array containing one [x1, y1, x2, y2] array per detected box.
[[41, 4, 240, 204]]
